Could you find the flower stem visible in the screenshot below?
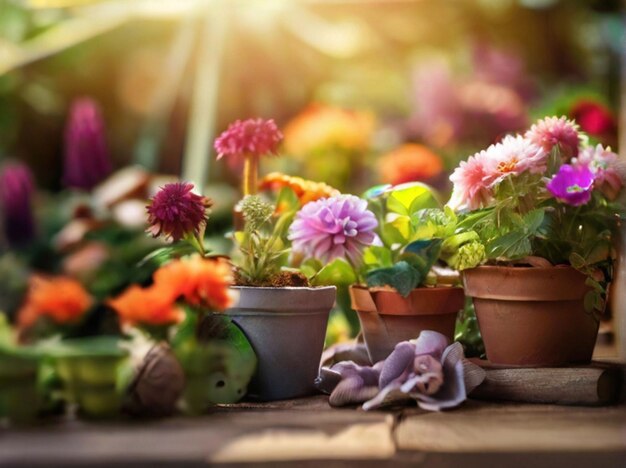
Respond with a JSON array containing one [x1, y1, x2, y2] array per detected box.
[[243, 155, 258, 196]]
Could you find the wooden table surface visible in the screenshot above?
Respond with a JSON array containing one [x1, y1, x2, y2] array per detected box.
[[1, 395, 625, 468]]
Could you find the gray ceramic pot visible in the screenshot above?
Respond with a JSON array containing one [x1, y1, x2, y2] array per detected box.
[[226, 286, 336, 401]]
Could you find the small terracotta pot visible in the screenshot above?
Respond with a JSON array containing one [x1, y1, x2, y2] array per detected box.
[[226, 286, 336, 401], [463, 265, 601, 367], [349, 285, 465, 363]]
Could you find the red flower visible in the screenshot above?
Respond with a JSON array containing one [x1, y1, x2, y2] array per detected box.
[[214, 118, 283, 159], [146, 182, 212, 242], [570, 100, 617, 141]]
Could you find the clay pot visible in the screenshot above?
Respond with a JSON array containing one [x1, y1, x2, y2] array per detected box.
[[463, 265, 601, 367], [349, 285, 465, 363], [226, 286, 336, 401]]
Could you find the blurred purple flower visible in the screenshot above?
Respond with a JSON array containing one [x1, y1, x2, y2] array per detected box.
[[64, 98, 111, 190], [214, 118, 283, 160], [146, 182, 212, 242], [288, 195, 378, 265], [0, 162, 36, 246], [547, 164, 594, 206]]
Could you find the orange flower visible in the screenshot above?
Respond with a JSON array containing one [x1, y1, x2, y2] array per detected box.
[[378, 144, 444, 186], [108, 285, 184, 327], [17, 276, 92, 330], [259, 172, 340, 206], [153, 256, 235, 311], [283, 104, 375, 156]]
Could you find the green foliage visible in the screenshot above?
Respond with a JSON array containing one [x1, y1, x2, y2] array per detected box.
[[233, 191, 296, 284], [355, 183, 485, 295]]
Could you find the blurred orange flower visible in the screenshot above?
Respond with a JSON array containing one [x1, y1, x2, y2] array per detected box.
[[153, 256, 235, 311], [17, 276, 92, 330], [109, 256, 234, 328], [378, 144, 444, 186], [283, 104, 375, 156], [259, 172, 340, 206], [108, 285, 184, 327]]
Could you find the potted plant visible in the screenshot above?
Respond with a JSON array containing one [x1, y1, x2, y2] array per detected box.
[[214, 118, 336, 401], [448, 116, 624, 366], [289, 183, 478, 363], [110, 182, 257, 414]]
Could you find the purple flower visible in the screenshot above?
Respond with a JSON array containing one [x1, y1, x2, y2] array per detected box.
[[64, 98, 112, 190], [214, 118, 283, 160], [547, 164, 594, 206], [0, 162, 36, 246], [146, 182, 212, 241], [288, 195, 378, 265]]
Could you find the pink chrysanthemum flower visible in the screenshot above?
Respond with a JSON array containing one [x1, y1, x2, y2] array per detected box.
[[483, 135, 547, 186], [214, 118, 283, 159], [289, 195, 378, 265], [525, 116, 581, 161], [146, 182, 212, 242], [575, 144, 624, 200], [449, 151, 494, 211]]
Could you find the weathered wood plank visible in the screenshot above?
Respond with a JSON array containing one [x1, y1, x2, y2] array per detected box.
[[0, 396, 396, 465], [395, 400, 626, 452]]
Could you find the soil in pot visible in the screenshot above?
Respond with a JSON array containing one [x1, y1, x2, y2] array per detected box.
[[226, 286, 336, 401], [463, 265, 601, 367], [350, 285, 465, 364]]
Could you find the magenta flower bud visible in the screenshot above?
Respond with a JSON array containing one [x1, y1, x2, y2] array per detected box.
[[546, 164, 594, 206], [146, 182, 212, 242], [0, 162, 36, 246], [63, 98, 112, 190]]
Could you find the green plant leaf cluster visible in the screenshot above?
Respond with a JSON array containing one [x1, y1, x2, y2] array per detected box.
[[233, 189, 298, 284]]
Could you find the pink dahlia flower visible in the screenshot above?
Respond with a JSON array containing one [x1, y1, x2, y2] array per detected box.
[[525, 116, 581, 161], [575, 144, 624, 200], [289, 195, 378, 265], [214, 118, 283, 159], [449, 151, 494, 211], [483, 135, 547, 186], [146, 182, 212, 242]]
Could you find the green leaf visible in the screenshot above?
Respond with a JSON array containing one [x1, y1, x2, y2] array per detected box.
[[404, 238, 443, 268], [276, 186, 299, 212], [387, 183, 439, 216], [569, 252, 587, 270], [366, 261, 421, 297], [389, 215, 412, 241], [314, 259, 357, 286], [363, 246, 393, 269], [523, 209, 545, 233], [486, 230, 532, 260]]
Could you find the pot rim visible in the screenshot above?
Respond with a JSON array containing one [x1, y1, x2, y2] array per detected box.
[[464, 264, 575, 272], [231, 285, 337, 291], [350, 284, 464, 293], [349, 284, 465, 316]]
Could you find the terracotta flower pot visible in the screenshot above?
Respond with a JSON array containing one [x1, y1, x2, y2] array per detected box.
[[349, 285, 465, 363], [226, 286, 336, 401], [463, 265, 601, 367]]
